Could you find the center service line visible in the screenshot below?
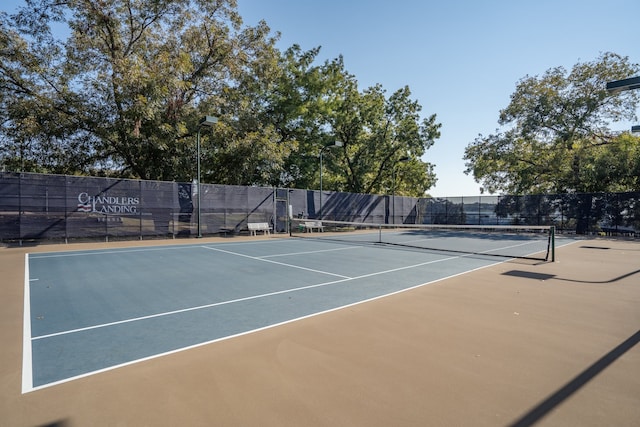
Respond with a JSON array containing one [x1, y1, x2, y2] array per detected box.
[[200, 245, 351, 279]]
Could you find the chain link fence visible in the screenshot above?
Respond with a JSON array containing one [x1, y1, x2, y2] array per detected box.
[[1, 172, 638, 243], [417, 193, 640, 236]]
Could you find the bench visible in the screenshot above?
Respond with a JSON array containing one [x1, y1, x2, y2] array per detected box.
[[303, 221, 324, 232], [248, 222, 271, 236]]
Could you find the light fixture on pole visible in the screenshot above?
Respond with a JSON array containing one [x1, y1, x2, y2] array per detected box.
[[319, 140, 343, 219], [392, 156, 410, 225], [197, 115, 218, 238], [606, 76, 640, 133]]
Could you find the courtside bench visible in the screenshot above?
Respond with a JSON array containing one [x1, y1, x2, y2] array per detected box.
[[248, 222, 271, 236], [303, 221, 324, 232]]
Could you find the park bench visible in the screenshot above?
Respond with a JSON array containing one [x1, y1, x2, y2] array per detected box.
[[248, 222, 271, 236], [303, 221, 324, 232]]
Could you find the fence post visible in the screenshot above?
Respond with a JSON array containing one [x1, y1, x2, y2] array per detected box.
[[18, 173, 22, 246], [139, 180, 143, 240], [65, 176, 68, 244]]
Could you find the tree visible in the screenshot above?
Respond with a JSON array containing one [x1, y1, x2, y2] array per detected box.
[[219, 44, 443, 196], [578, 133, 640, 192], [1, 1, 441, 195], [464, 52, 640, 194], [236, 45, 341, 188], [1, 0, 279, 182], [0, 5, 94, 174], [329, 75, 441, 196]]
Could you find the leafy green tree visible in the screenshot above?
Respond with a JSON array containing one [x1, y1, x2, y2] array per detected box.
[[232, 45, 339, 188], [464, 52, 640, 194], [328, 75, 441, 197], [578, 133, 640, 192], [222, 43, 443, 196], [198, 20, 292, 186], [1, 1, 441, 194], [0, 5, 93, 174], [1, 0, 279, 182]]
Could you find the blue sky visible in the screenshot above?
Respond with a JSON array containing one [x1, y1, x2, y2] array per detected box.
[[237, 0, 639, 196], [3, 1, 638, 196]]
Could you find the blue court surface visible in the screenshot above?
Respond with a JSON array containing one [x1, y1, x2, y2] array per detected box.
[[23, 235, 566, 392]]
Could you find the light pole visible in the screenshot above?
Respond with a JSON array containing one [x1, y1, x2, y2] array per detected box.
[[319, 140, 343, 219], [606, 76, 640, 133], [392, 156, 410, 224], [197, 115, 218, 238]]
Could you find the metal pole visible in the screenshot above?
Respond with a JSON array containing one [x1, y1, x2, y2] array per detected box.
[[391, 156, 409, 225], [195, 116, 218, 238], [287, 189, 292, 235], [197, 128, 202, 238], [139, 179, 143, 240], [318, 141, 342, 220], [319, 151, 323, 219], [551, 226, 556, 262], [392, 168, 395, 225]]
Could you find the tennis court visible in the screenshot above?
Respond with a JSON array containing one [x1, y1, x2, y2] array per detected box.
[[2, 233, 639, 426], [24, 227, 558, 391]]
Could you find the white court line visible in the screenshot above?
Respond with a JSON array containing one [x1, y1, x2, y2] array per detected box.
[[481, 240, 545, 253], [32, 277, 350, 341], [26, 238, 290, 259], [201, 245, 352, 279], [30, 238, 541, 342], [28, 245, 206, 258], [24, 239, 579, 392], [23, 251, 509, 394], [31, 251, 462, 341], [259, 246, 361, 258], [22, 254, 33, 394]]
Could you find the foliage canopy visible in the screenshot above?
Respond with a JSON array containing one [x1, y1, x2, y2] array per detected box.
[[0, 0, 440, 197], [464, 52, 640, 194]]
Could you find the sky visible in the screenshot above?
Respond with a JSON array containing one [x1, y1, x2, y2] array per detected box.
[[2, 0, 639, 196], [236, 0, 640, 196]]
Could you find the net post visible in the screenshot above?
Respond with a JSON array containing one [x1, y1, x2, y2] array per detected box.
[[550, 226, 556, 262]]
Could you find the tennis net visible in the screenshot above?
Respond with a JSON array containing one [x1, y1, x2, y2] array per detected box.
[[290, 219, 556, 261]]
